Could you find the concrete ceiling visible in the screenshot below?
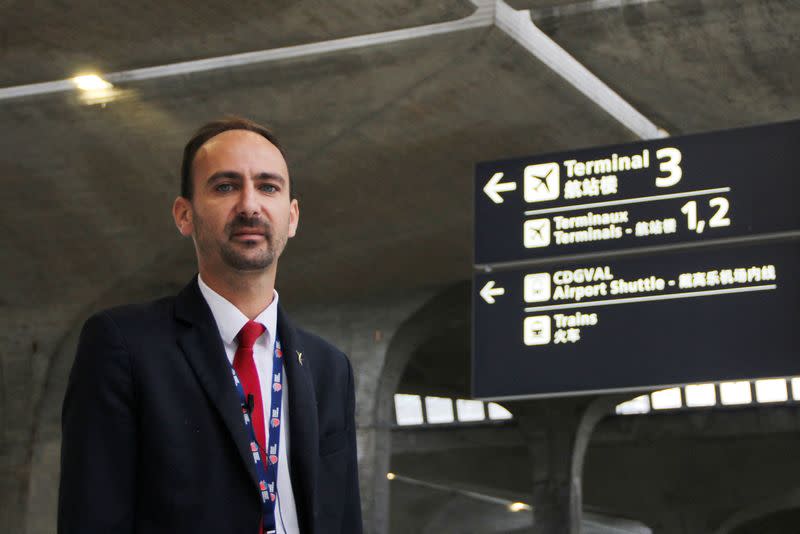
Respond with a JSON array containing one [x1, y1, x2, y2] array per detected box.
[[519, 0, 800, 132], [0, 19, 635, 313], [2, 0, 796, 315], [0, 0, 473, 86]]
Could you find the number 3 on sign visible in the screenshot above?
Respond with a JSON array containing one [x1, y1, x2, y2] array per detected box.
[[655, 147, 682, 187]]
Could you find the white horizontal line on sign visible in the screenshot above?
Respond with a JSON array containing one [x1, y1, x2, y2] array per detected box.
[[524, 187, 732, 216], [523, 284, 777, 312]]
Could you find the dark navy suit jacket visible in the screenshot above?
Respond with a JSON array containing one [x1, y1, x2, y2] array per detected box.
[[58, 276, 362, 533]]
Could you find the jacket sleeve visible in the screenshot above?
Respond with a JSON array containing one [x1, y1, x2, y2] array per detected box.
[[340, 356, 364, 534], [58, 311, 137, 534]]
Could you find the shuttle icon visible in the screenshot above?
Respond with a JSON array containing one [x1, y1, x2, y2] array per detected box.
[[524, 273, 551, 303]]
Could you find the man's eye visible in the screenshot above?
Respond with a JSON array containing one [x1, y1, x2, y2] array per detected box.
[[260, 184, 277, 193], [216, 183, 234, 193]]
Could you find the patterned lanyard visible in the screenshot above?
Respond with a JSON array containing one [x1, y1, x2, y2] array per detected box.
[[230, 336, 284, 533]]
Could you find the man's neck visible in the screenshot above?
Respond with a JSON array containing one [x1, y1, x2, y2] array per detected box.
[[198, 268, 276, 320]]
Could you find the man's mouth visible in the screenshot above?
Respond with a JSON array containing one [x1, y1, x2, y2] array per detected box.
[[231, 228, 267, 241]]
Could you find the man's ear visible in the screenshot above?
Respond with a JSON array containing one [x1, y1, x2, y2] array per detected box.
[[172, 196, 194, 237], [288, 198, 299, 238]]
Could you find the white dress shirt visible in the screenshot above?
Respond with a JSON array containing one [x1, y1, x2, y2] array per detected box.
[[198, 275, 299, 533]]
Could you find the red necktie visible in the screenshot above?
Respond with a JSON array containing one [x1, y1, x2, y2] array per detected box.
[[234, 320, 267, 467]]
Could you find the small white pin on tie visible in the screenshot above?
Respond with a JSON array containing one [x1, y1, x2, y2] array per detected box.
[[296, 351, 303, 366]]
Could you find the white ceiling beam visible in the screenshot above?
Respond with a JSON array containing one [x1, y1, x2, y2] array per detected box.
[[0, 3, 494, 101], [0, 0, 669, 141], [489, 0, 667, 139], [530, 0, 662, 21]]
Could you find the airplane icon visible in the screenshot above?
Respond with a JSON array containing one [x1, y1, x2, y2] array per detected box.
[[524, 162, 560, 202], [530, 168, 555, 192], [524, 218, 551, 248]]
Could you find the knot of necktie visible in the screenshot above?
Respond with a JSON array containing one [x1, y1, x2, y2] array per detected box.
[[238, 320, 265, 350]]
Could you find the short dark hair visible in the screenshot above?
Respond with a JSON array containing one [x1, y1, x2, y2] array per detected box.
[[180, 116, 292, 199]]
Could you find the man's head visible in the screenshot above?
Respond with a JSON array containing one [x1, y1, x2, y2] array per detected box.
[[172, 117, 299, 278], [179, 117, 294, 200]]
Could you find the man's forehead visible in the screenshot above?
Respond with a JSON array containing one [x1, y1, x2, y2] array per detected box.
[[198, 129, 281, 158], [193, 129, 287, 174]]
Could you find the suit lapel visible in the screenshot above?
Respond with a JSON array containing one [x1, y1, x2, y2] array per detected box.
[[174, 277, 259, 488], [277, 304, 319, 534]]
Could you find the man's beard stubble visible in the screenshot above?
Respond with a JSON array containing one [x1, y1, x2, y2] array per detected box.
[[195, 213, 284, 271]]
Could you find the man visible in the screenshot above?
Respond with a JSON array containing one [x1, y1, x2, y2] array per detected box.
[[58, 117, 362, 534]]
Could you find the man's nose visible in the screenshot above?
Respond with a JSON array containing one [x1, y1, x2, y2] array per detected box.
[[236, 181, 260, 215]]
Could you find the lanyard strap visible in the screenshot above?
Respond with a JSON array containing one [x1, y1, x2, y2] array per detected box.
[[230, 336, 284, 532]]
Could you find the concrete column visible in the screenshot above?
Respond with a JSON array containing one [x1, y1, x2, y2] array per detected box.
[[513, 395, 626, 533], [293, 290, 436, 534], [24, 267, 190, 534]]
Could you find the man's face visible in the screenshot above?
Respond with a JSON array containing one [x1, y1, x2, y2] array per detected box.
[[173, 130, 299, 275]]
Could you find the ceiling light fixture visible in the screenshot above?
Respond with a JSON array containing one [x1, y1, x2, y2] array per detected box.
[[508, 502, 531, 512], [72, 74, 113, 91]]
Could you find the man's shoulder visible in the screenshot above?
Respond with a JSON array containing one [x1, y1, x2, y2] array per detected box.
[[86, 294, 177, 334], [294, 327, 350, 370], [74, 295, 181, 368]]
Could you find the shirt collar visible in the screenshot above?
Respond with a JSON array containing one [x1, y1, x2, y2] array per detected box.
[[197, 274, 279, 348]]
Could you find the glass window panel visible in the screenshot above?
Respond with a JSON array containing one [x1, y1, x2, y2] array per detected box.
[[720, 381, 752, 405], [685, 383, 716, 407], [755, 379, 788, 403], [651, 387, 682, 410], [425, 396, 455, 424], [394, 394, 424, 425], [487, 402, 513, 420], [615, 394, 651, 415], [791, 377, 800, 401], [456, 399, 485, 422]]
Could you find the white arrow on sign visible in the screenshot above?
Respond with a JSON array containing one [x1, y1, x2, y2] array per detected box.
[[483, 172, 517, 204], [480, 281, 505, 304]]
